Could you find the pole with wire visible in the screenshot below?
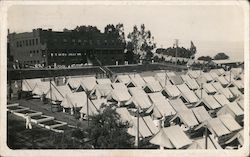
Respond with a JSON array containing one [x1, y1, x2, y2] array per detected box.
[[87, 92, 89, 127], [175, 39, 179, 66]]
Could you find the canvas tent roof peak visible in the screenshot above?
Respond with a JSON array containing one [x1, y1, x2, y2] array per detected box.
[[177, 84, 199, 104], [96, 78, 112, 85], [115, 75, 131, 84], [45, 84, 72, 101], [162, 84, 181, 98], [61, 91, 87, 108], [169, 98, 189, 112], [128, 116, 158, 138], [150, 125, 192, 149], [79, 76, 97, 92]]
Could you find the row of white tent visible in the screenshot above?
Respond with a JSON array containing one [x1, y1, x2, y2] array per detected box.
[[117, 106, 243, 149], [20, 67, 244, 148]]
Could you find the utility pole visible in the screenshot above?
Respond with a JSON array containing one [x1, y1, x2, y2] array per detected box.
[[135, 106, 140, 148], [87, 92, 90, 127], [175, 39, 179, 66]]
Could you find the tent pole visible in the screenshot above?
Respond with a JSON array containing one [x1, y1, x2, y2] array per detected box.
[[87, 92, 89, 127], [135, 106, 139, 148], [205, 125, 208, 149], [50, 78, 52, 112]]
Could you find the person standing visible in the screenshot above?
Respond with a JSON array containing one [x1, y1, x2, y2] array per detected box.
[[25, 113, 32, 129]]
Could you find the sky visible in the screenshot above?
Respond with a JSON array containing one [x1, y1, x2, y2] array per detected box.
[[7, 4, 245, 60]]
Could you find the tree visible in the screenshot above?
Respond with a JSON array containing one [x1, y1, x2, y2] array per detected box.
[[213, 52, 229, 60], [86, 104, 133, 148], [198, 56, 212, 61], [127, 24, 156, 61], [154, 41, 197, 59]]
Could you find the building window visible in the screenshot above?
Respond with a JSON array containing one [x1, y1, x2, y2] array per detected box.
[[16, 41, 19, 47], [32, 39, 35, 45], [36, 39, 38, 45], [29, 40, 31, 46], [37, 50, 39, 53], [26, 40, 28, 46], [104, 40, 108, 45]]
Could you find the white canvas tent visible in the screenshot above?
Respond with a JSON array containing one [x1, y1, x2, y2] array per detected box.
[[161, 84, 181, 98], [217, 102, 244, 119], [148, 92, 176, 118], [150, 125, 192, 149], [126, 87, 152, 110], [107, 89, 131, 105], [78, 76, 97, 92], [45, 85, 72, 102], [213, 94, 230, 106], [61, 91, 87, 108], [32, 81, 52, 97], [114, 75, 131, 85], [170, 109, 199, 128], [80, 99, 106, 116], [90, 84, 112, 99], [169, 98, 189, 112], [22, 78, 41, 92], [67, 77, 82, 90], [128, 116, 159, 138], [188, 135, 222, 149], [127, 74, 145, 87], [177, 84, 199, 104], [192, 106, 212, 123], [96, 78, 112, 85], [181, 75, 199, 90]]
